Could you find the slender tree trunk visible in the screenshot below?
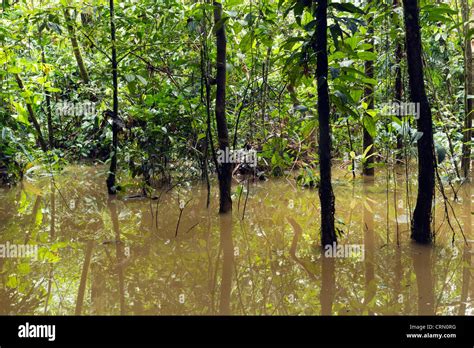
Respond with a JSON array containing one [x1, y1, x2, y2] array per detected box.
[[63, 8, 90, 84], [403, 0, 435, 244], [462, 0, 473, 179], [39, 29, 54, 148], [214, 1, 232, 214], [363, 0, 375, 176], [106, 0, 119, 195], [314, 0, 336, 246], [394, 0, 404, 153], [14, 74, 48, 152]]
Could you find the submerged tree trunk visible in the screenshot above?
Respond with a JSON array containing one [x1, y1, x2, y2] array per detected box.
[[363, 0, 375, 176], [63, 8, 89, 84], [214, 1, 232, 214], [106, 0, 119, 195], [403, 0, 435, 244], [14, 74, 48, 152], [462, 0, 473, 180], [314, 0, 336, 246]]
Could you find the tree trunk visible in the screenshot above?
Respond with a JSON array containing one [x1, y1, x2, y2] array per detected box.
[[394, 0, 404, 153], [363, 0, 375, 176], [214, 1, 232, 214], [314, 0, 336, 246], [63, 8, 90, 84], [403, 0, 435, 244], [39, 29, 54, 148], [106, 0, 119, 195], [462, 0, 473, 180], [14, 74, 48, 152]]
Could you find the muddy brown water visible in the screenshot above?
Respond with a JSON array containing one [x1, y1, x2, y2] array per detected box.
[[0, 164, 472, 315]]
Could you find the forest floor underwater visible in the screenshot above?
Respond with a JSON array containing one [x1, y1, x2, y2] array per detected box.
[[0, 164, 472, 315]]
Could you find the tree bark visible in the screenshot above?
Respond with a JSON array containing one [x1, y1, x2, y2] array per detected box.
[[214, 1, 232, 214], [462, 0, 473, 179], [106, 0, 119, 195], [314, 0, 336, 246], [39, 28, 54, 148], [394, 0, 404, 153], [63, 8, 90, 84], [403, 0, 435, 244], [363, 0, 375, 176], [14, 74, 48, 152]]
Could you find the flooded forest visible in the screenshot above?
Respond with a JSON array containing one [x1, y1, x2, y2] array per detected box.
[[0, 0, 473, 316]]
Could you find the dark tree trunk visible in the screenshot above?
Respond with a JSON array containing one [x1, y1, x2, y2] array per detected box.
[[39, 29, 54, 148], [363, 0, 375, 176], [462, 0, 473, 179], [394, 0, 404, 153], [63, 8, 90, 84], [106, 0, 119, 195], [214, 1, 232, 214], [403, 0, 435, 244], [14, 74, 48, 152], [314, 0, 336, 246]]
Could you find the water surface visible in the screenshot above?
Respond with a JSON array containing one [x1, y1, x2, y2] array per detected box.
[[0, 165, 472, 315]]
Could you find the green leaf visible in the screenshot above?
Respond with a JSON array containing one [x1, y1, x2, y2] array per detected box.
[[136, 75, 147, 86], [330, 3, 365, 15], [357, 51, 377, 61], [363, 114, 376, 138]]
